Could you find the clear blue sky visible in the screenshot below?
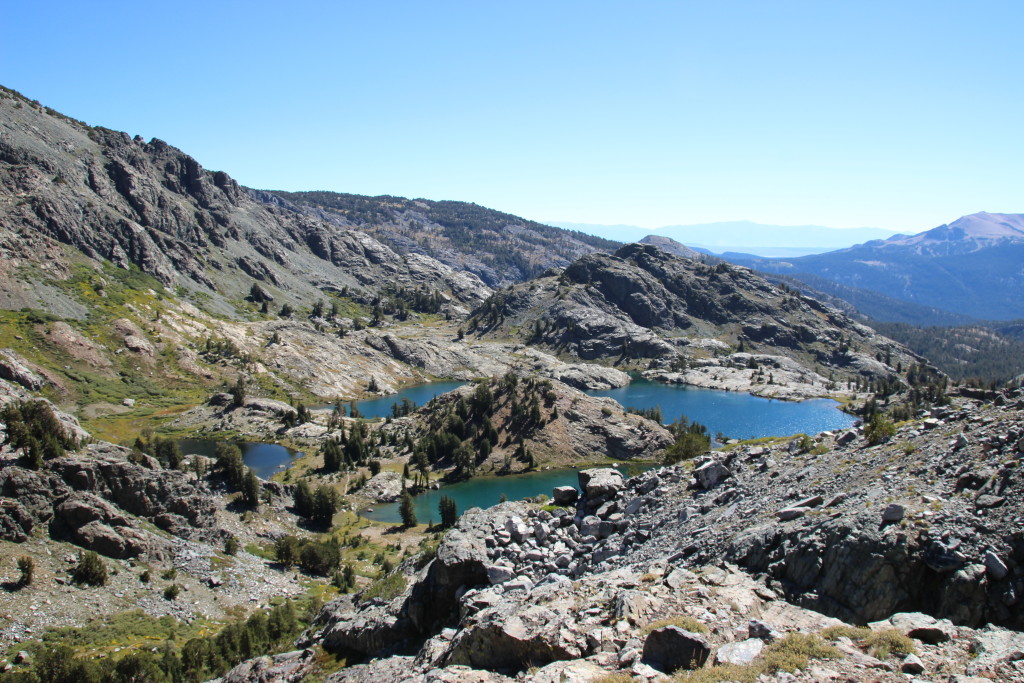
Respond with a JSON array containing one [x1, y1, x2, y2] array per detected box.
[[4, 1, 1022, 233]]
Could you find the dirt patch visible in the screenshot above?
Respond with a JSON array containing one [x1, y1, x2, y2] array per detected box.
[[79, 402, 133, 419]]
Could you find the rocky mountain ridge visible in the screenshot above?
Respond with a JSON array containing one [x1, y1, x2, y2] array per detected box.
[[270, 190, 620, 288], [471, 243, 917, 399], [0, 85, 490, 321], [727, 211, 1024, 321]]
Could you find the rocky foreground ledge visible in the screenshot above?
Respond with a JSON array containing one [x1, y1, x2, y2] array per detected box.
[[223, 388, 1024, 682]]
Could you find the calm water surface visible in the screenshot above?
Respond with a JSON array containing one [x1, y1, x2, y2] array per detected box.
[[186, 379, 853, 517], [585, 379, 855, 440], [324, 381, 467, 418], [361, 463, 652, 525], [176, 439, 303, 480]]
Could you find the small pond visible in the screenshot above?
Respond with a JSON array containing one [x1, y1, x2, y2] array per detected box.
[[319, 380, 468, 419], [360, 463, 652, 525], [176, 439, 304, 481]]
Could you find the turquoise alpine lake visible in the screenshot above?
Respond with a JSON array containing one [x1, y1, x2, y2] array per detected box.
[[323, 380, 468, 418], [360, 463, 652, 525], [176, 439, 304, 481], [584, 379, 856, 441], [360, 379, 855, 523]]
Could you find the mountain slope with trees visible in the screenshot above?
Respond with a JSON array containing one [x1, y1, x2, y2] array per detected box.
[[470, 243, 920, 398], [0, 85, 490, 322], [269, 190, 620, 288]]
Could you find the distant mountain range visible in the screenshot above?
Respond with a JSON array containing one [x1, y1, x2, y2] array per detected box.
[[548, 220, 898, 257], [725, 212, 1024, 321]]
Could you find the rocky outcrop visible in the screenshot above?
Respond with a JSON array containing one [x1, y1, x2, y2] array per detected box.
[[48, 448, 217, 534], [620, 390, 1024, 631], [388, 376, 672, 475], [50, 492, 159, 559], [220, 649, 317, 683], [308, 482, 1024, 681], [0, 349, 45, 390], [360, 471, 412, 503], [442, 598, 587, 670], [0, 88, 491, 320], [471, 243, 916, 395], [0, 443, 217, 556]]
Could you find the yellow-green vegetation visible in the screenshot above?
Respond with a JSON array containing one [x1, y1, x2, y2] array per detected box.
[[821, 624, 872, 641], [674, 633, 841, 683], [595, 673, 635, 683], [643, 616, 709, 635], [821, 625, 916, 658], [720, 435, 789, 451], [4, 594, 321, 682], [361, 572, 407, 602]]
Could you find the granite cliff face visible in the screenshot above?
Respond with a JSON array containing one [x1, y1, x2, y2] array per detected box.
[[270, 190, 620, 288], [472, 243, 917, 398], [0, 86, 489, 319]]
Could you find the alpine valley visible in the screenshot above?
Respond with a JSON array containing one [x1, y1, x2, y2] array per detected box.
[[2, 85, 1023, 683]]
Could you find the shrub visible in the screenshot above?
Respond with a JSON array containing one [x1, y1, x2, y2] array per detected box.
[[862, 628, 916, 658], [642, 615, 708, 635], [164, 583, 181, 600], [17, 556, 34, 586], [224, 536, 239, 556], [760, 633, 840, 673], [73, 551, 108, 586], [361, 572, 406, 602], [821, 624, 871, 641], [864, 413, 896, 445]]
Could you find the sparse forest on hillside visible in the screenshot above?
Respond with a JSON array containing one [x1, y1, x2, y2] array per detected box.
[[271, 190, 620, 286], [872, 321, 1024, 385]]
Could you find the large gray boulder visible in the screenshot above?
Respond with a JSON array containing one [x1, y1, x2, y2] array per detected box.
[[318, 594, 416, 658], [221, 649, 316, 683], [442, 601, 586, 671], [641, 625, 711, 673], [578, 468, 623, 511]]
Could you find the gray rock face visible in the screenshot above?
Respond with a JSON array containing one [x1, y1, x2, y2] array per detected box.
[[51, 493, 156, 559], [578, 469, 623, 511], [641, 625, 711, 673], [0, 349, 45, 390], [0, 92, 492, 320], [361, 471, 409, 503], [318, 595, 416, 659], [967, 625, 1024, 675], [552, 486, 578, 506], [442, 601, 586, 671], [0, 449, 216, 554], [221, 649, 316, 683], [715, 637, 764, 665]]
